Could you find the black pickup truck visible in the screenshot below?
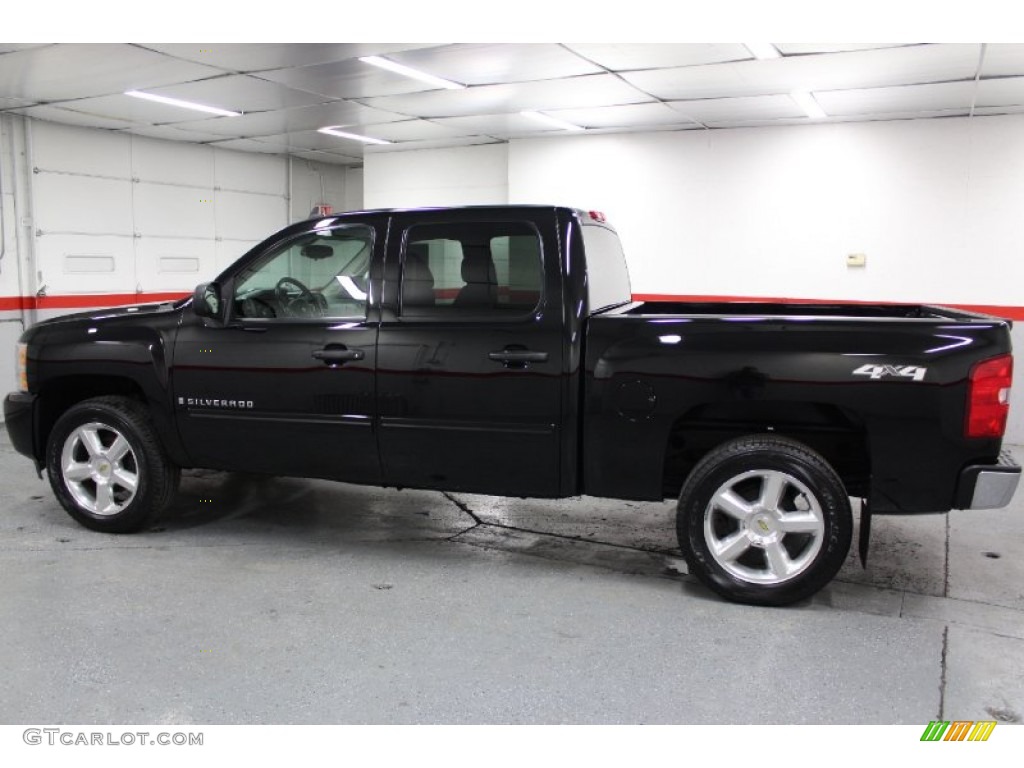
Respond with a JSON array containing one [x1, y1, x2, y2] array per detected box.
[[4, 205, 1020, 605]]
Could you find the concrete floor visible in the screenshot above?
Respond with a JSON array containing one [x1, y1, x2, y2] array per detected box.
[[0, 433, 1022, 725]]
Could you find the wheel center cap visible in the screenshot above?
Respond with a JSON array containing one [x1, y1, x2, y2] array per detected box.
[[749, 514, 776, 540], [94, 460, 112, 478]]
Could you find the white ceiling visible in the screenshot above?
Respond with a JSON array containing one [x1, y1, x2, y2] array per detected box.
[[1, 43, 1021, 166]]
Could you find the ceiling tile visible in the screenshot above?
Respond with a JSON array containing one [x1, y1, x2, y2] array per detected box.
[[979, 44, 1024, 77], [287, 150, 363, 166], [12, 105, 134, 130], [256, 130, 374, 153], [387, 44, 601, 85], [119, 125, 235, 143], [141, 74, 328, 113], [44, 94, 225, 125], [774, 43, 917, 56], [257, 59, 438, 99], [139, 44, 443, 73], [431, 113, 572, 138], [545, 102, 701, 129], [360, 74, 651, 118], [815, 81, 977, 116], [364, 136, 502, 154], [0, 43, 52, 54], [207, 138, 296, 154], [563, 44, 751, 71], [0, 43, 222, 101], [972, 105, 1024, 116], [667, 94, 806, 123], [0, 96, 37, 109], [356, 119, 474, 142], [702, 110, 971, 130], [974, 76, 1024, 107], [622, 44, 982, 101], [167, 101, 408, 137]]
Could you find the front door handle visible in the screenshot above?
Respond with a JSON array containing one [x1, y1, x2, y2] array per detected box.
[[313, 346, 365, 364], [488, 349, 549, 367]]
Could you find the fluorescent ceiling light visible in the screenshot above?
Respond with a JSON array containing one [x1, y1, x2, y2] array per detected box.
[[124, 90, 241, 117], [745, 43, 781, 60], [359, 55, 465, 90], [317, 126, 392, 145], [520, 110, 583, 132], [791, 91, 827, 119]]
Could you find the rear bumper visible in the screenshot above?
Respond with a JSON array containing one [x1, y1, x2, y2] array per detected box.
[[3, 391, 37, 461], [955, 450, 1021, 510]]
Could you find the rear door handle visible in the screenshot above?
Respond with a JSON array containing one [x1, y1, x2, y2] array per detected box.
[[313, 346, 365, 364]]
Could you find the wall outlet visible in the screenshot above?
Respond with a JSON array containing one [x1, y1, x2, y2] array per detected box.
[[847, 253, 867, 268]]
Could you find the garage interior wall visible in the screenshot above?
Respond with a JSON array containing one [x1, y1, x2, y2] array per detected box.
[[364, 113, 1024, 443], [0, 115, 362, 400]]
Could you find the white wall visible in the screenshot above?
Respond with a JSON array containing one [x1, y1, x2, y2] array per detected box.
[[363, 143, 508, 208], [508, 117, 1024, 308], [363, 114, 1024, 443]]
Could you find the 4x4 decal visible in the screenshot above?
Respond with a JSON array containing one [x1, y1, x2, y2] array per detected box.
[[852, 364, 927, 382]]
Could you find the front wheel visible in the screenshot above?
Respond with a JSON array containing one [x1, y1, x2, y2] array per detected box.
[[46, 396, 180, 533], [677, 435, 852, 606]]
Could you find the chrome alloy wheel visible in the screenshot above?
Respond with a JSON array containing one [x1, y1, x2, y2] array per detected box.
[[703, 469, 825, 584], [60, 421, 140, 516]]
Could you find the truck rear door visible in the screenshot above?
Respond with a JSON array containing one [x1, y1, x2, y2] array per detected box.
[[376, 208, 566, 496]]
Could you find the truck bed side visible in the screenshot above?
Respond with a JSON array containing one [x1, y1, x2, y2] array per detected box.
[[582, 308, 1012, 513]]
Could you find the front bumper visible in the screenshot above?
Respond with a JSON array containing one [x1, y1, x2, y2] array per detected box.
[[3, 391, 37, 461], [956, 450, 1021, 510]]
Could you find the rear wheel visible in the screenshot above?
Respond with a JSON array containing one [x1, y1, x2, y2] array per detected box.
[[677, 435, 852, 606], [46, 396, 180, 533]]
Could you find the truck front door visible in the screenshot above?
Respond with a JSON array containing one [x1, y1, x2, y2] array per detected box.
[[172, 219, 381, 483]]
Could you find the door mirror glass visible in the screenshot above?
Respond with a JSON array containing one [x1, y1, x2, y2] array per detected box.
[[193, 282, 222, 320]]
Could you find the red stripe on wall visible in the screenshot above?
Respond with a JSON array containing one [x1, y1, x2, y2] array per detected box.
[[631, 293, 1024, 322], [0, 291, 1022, 322], [0, 292, 190, 311]]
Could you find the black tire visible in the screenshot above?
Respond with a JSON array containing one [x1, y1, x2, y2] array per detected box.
[[677, 435, 852, 606], [45, 396, 180, 533]]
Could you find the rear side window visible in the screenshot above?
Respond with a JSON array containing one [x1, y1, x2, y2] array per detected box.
[[400, 221, 543, 318], [582, 223, 631, 312]]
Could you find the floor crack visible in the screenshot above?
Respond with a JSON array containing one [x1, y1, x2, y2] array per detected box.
[[938, 624, 949, 720], [943, 513, 951, 598], [441, 492, 483, 525]]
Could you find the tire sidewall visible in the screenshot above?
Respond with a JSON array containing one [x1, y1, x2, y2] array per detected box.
[[679, 439, 852, 606], [46, 401, 156, 533]]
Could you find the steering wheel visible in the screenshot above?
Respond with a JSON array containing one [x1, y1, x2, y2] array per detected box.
[[274, 277, 323, 317]]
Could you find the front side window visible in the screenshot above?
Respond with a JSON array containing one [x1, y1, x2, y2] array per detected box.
[[233, 225, 372, 320], [400, 221, 543, 318]]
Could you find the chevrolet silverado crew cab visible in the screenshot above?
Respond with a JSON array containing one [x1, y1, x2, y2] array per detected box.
[[4, 206, 1020, 605]]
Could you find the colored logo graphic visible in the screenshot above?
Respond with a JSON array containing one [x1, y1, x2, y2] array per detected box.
[[920, 721, 997, 742]]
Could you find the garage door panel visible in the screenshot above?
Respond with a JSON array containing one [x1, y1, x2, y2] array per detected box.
[[35, 234, 136, 295], [33, 121, 131, 178], [134, 183, 216, 239], [34, 174, 133, 235], [135, 237, 217, 293], [132, 136, 215, 188]]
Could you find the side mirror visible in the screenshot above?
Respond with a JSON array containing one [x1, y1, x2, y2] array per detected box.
[[192, 282, 223, 321]]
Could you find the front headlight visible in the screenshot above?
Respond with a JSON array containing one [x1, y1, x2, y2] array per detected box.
[[16, 343, 27, 392]]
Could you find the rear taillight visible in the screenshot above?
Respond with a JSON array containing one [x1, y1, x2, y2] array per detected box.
[[966, 354, 1013, 438]]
